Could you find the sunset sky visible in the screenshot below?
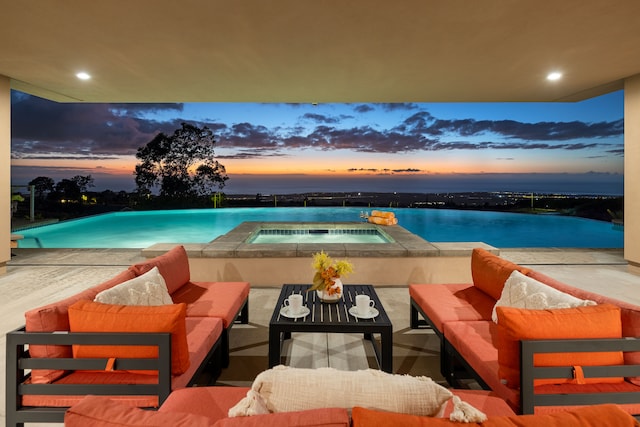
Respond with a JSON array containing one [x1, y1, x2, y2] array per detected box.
[[10, 89, 624, 195]]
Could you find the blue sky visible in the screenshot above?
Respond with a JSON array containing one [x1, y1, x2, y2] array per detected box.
[[10, 90, 624, 195]]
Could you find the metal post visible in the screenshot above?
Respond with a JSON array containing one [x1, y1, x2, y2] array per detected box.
[[29, 185, 35, 222]]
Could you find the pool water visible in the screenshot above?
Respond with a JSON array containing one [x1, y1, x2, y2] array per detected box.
[[15, 207, 623, 249]]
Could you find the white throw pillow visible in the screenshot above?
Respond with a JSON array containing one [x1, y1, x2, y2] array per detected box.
[[492, 270, 596, 323], [228, 366, 486, 423], [94, 266, 173, 306]]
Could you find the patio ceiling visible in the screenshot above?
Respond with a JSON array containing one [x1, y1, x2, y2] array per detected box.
[[2, 0, 640, 103]]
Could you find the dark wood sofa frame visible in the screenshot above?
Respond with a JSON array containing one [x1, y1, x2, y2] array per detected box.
[[412, 300, 640, 416], [438, 320, 640, 418], [6, 295, 249, 427], [441, 334, 640, 408], [5, 327, 222, 426], [6, 298, 250, 427], [520, 338, 640, 415]]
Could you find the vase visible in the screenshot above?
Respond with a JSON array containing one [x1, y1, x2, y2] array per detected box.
[[316, 278, 343, 303]]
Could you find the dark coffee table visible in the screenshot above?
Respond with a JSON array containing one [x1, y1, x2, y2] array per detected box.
[[268, 284, 393, 372]]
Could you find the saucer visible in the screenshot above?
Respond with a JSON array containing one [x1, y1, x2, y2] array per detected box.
[[280, 306, 311, 319], [348, 306, 379, 319]]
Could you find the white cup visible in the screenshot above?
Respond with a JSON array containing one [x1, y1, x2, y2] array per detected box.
[[355, 294, 375, 316], [284, 293, 304, 314]]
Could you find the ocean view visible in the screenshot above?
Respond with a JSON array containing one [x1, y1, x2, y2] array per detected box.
[[222, 173, 624, 196], [11, 170, 624, 197]]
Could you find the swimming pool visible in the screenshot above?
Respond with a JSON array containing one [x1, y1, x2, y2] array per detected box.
[[14, 207, 623, 249]]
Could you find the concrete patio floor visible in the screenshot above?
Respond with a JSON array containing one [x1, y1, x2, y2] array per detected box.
[[1, 247, 638, 425]]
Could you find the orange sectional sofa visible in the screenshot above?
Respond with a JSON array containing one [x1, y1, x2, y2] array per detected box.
[[351, 404, 640, 426], [63, 387, 639, 426], [6, 245, 250, 426], [409, 248, 640, 417], [63, 386, 519, 426]]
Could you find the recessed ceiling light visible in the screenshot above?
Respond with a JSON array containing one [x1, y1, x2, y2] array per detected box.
[[76, 72, 91, 80], [546, 71, 562, 81]]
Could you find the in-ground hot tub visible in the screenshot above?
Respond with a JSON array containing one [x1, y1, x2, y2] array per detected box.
[[246, 224, 395, 244]]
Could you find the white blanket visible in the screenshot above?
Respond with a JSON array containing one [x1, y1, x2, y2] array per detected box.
[[228, 366, 486, 423]]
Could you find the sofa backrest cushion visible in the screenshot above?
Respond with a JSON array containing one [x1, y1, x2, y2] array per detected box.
[[130, 245, 190, 294], [65, 395, 213, 427], [351, 404, 640, 427], [527, 269, 640, 385], [24, 268, 137, 384], [68, 300, 190, 375], [496, 303, 624, 388], [471, 248, 530, 301]]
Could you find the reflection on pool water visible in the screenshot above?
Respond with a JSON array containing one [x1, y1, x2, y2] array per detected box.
[[15, 207, 623, 249]]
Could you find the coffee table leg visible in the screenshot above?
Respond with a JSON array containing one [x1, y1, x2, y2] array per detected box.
[[365, 329, 393, 373], [268, 328, 281, 368], [381, 326, 393, 373]]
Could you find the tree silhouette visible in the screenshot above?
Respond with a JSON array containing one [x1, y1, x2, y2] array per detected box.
[[70, 175, 95, 193], [28, 176, 55, 200], [52, 175, 94, 203], [134, 123, 228, 198]]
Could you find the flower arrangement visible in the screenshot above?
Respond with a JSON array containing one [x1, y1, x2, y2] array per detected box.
[[309, 251, 354, 296]]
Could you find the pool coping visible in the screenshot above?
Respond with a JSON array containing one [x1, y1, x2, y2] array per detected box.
[[141, 221, 498, 258]]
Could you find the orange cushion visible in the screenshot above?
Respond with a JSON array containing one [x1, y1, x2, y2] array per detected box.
[[367, 216, 398, 225], [409, 283, 495, 332], [160, 386, 250, 420], [24, 269, 137, 384], [22, 370, 161, 408], [471, 248, 530, 300], [162, 387, 350, 427], [213, 408, 350, 427], [64, 395, 212, 427], [443, 321, 520, 409], [172, 317, 224, 390], [351, 404, 639, 427], [441, 389, 515, 417], [533, 381, 640, 415], [171, 281, 250, 327], [68, 300, 190, 375], [496, 303, 624, 388], [130, 245, 190, 294], [370, 210, 395, 219]]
